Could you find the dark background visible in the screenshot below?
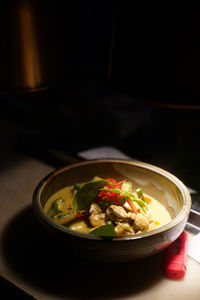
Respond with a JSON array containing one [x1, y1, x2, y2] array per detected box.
[[1, 0, 200, 192], [111, 1, 200, 107]]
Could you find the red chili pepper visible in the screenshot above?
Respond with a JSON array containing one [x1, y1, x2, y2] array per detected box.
[[95, 178, 125, 206], [115, 179, 127, 188], [75, 211, 87, 220], [105, 178, 117, 188], [127, 199, 138, 214]]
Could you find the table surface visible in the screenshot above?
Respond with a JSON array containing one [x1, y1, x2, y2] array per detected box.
[[0, 153, 200, 300]]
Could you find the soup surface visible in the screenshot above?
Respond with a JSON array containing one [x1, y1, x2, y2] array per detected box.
[[44, 177, 172, 237]]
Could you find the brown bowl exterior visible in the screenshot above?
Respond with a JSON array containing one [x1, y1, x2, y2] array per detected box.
[[32, 159, 191, 262]]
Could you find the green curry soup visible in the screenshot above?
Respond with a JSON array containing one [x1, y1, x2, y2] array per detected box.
[[44, 177, 171, 237]]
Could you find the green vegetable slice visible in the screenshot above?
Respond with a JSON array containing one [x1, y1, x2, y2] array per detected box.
[[126, 192, 146, 212], [132, 198, 146, 212], [136, 188, 145, 201], [90, 224, 116, 237], [100, 187, 123, 194]]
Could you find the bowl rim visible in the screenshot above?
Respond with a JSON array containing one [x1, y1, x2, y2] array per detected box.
[[32, 159, 191, 241]]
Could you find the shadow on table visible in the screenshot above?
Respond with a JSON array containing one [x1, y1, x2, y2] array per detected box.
[[2, 205, 164, 299]]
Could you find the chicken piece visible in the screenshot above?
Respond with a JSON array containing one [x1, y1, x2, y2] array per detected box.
[[133, 213, 149, 232], [89, 203, 102, 215], [115, 222, 135, 236], [106, 205, 129, 222], [127, 212, 136, 221], [89, 213, 106, 228]]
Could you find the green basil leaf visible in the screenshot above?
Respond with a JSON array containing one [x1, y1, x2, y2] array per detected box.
[[90, 224, 116, 237], [98, 200, 113, 210], [72, 179, 106, 213]]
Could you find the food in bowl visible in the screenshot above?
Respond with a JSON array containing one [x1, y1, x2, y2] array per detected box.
[[33, 160, 191, 261], [44, 176, 172, 237]]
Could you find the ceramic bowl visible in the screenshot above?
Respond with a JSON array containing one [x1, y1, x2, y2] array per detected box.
[[32, 159, 191, 262]]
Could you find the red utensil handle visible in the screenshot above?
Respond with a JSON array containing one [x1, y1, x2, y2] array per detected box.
[[165, 231, 187, 279]]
